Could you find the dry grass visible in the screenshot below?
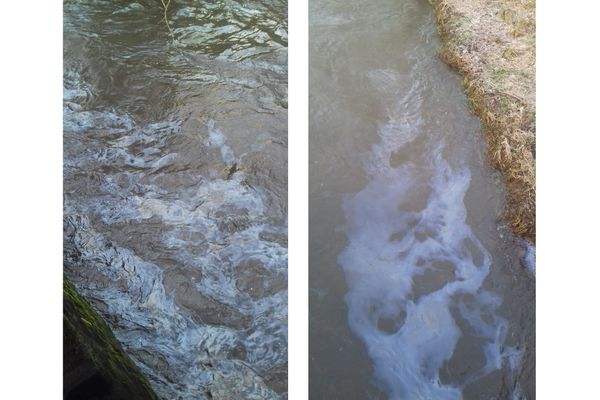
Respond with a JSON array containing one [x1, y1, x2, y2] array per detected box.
[[429, 0, 536, 242]]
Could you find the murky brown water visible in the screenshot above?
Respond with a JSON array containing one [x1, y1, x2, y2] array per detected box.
[[309, 0, 535, 399], [64, 1, 287, 399]]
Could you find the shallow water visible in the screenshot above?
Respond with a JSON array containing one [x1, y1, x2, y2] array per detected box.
[[64, 1, 287, 399], [309, 0, 535, 399]]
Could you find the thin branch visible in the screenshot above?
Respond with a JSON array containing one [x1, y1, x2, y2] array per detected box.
[[159, 0, 174, 40]]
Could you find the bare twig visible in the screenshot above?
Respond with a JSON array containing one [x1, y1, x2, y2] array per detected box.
[[159, 0, 174, 39]]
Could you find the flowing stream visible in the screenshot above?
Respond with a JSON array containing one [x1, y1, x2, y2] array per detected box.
[[64, 1, 287, 399], [309, 0, 535, 399]]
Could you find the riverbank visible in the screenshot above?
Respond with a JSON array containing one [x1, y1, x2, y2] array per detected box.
[[429, 0, 536, 242]]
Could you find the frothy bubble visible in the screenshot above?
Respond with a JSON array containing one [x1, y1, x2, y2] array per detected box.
[[337, 71, 523, 399]]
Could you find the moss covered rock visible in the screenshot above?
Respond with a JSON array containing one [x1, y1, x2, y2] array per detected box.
[[63, 276, 159, 400]]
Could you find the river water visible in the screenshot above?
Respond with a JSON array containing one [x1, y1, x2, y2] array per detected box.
[[309, 0, 535, 399], [63, 1, 287, 399]]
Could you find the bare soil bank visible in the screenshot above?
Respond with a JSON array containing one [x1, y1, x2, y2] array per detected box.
[[429, 0, 536, 242]]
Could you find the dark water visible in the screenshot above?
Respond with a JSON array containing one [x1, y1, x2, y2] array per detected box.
[[309, 0, 535, 399], [63, 1, 287, 399]]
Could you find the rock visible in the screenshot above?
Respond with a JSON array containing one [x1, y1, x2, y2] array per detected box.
[[63, 276, 159, 400]]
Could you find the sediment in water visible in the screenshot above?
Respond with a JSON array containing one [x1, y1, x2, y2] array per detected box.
[[63, 276, 160, 400], [429, 0, 536, 242]]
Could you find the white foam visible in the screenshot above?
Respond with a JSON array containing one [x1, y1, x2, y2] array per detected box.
[[208, 119, 238, 166], [337, 71, 523, 399]]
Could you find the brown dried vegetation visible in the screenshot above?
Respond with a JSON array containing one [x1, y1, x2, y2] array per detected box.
[[429, 0, 536, 242]]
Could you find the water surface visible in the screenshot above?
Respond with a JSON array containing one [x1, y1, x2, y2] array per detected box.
[[309, 0, 535, 398], [64, 1, 287, 398]]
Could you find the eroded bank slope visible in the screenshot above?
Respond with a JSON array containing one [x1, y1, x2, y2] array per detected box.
[[430, 0, 536, 242]]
